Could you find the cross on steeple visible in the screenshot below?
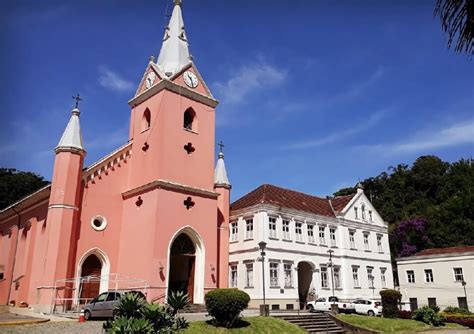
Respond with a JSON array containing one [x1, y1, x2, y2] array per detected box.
[[218, 140, 224, 153], [72, 94, 83, 108]]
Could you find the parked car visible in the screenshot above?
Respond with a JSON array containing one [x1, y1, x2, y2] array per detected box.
[[307, 296, 355, 314], [83, 290, 146, 320], [353, 299, 382, 316]]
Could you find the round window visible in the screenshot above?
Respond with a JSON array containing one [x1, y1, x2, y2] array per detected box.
[[90, 215, 107, 231]]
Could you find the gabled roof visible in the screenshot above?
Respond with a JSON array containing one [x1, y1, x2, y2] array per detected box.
[[415, 245, 474, 257], [231, 184, 354, 218], [330, 194, 354, 212]]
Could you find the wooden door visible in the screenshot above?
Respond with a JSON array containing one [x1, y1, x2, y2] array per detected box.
[[187, 257, 195, 303]]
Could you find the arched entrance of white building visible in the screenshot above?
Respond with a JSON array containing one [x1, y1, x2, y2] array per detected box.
[[297, 261, 314, 309]]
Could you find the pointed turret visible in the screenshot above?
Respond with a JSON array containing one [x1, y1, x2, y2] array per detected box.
[[214, 143, 231, 288], [214, 152, 231, 188], [55, 107, 86, 155], [157, 0, 191, 76], [39, 102, 85, 310]]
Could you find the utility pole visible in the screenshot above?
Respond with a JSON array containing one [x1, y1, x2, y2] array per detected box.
[[259, 241, 268, 316], [327, 249, 336, 306]]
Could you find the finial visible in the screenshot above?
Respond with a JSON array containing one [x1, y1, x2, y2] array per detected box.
[[149, 55, 155, 63], [72, 94, 83, 109], [356, 180, 364, 191], [174, 0, 182, 6]]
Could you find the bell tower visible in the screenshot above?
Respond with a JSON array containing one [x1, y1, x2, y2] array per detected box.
[[126, 0, 218, 191], [117, 0, 227, 302]]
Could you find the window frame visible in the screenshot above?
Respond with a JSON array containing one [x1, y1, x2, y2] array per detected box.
[[283, 263, 293, 288], [268, 217, 277, 239], [424, 269, 434, 283], [349, 230, 356, 249], [245, 263, 254, 288], [229, 264, 238, 288], [352, 266, 360, 288], [319, 226, 326, 245], [453, 267, 464, 282], [269, 262, 280, 287], [295, 222, 303, 242], [282, 220, 291, 240], [329, 227, 337, 247], [320, 266, 329, 288], [230, 222, 238, 242], [245, 219, 254, 240], [407, 270, 416, 283], [307, 224, 315, 243]]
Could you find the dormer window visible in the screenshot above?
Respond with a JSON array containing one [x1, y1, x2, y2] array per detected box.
[[142, 108, 151, 131], [183, 108, 196, 131]]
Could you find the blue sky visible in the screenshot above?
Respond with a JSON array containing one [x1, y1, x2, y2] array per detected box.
[[1, 0, 473, 201]]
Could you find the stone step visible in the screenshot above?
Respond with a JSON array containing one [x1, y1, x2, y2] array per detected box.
[[309, 330, 345, 334], [181, 304, 207, 313], [275, 314, 344, 333]]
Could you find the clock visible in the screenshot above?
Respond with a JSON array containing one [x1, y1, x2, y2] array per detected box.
[[145, 72, 156, 89], [183, 71, 198, 88]]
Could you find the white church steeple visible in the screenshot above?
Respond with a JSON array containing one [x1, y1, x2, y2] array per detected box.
[[156, 0, 191, 76], [55, 99, 85, 155], [214, 142, 231, 188]]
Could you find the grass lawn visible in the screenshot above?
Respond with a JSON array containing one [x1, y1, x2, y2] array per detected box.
[[337, 314, 466, 333], [185, 317, 306, 334]]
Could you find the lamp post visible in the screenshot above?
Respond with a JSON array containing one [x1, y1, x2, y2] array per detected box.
[[327, 249, 337, 314], [369, 275, 375, 297], [258, 241, 268, 316], [461, 280, 469, 312]]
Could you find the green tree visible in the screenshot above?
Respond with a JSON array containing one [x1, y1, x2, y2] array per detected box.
[[0, 168, 49, 210]]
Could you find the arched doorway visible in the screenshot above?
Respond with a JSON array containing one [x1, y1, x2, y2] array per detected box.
[[79, 254, 102, 303], [298, 262, 314, 310], [168, 234, 196, 303]]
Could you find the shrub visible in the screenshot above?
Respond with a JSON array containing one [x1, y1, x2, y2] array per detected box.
[[380, 289, 402, 318], [113, 292, 146, 319], [167, 290, 190, 315], [444, 306, 472, 314], [412, 306, 445, 327], [103, 293, 189, 333], [445, 317, 474, 329], [397, 310, 412, 319], [205, 288, 250, 328]]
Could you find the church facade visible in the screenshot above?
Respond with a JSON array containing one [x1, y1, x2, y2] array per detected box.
[[0, 0, 231, 313]]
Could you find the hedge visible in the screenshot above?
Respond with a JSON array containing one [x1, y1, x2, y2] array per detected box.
[[205, 288, 250, 328], [379, 289, 401, 318]]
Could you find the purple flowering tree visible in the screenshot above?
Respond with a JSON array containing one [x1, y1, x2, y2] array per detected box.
[[391, 218, 431, 257]]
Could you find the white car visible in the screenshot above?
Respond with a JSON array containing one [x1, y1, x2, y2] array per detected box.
[[307, 296, 355, 314], [353, 299, 382, 316]]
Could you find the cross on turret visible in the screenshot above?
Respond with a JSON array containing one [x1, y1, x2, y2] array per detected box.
[[218, 140, 225, 153], [72, 94, 83, 108]]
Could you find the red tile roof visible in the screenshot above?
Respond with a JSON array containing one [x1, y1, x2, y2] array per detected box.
[[415, 245, 474, 256], [331, 195, 354, 212], [230, 184, 355, 218]]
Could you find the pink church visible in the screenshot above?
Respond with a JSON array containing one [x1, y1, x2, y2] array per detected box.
[[0, 0, 232, 313]]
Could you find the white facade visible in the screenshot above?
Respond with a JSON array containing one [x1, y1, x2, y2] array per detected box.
[[229, 186, 394, 310], [396, 249, 474, 311]]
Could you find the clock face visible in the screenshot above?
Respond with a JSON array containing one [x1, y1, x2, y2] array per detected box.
[[183, 71, 198, 88], [145, 72, 156, 88]]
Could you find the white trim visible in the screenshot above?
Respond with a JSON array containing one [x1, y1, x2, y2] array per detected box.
[[166, 226, 206, 304], [74, 248, 111, 302], [48, 204, 79, 211]]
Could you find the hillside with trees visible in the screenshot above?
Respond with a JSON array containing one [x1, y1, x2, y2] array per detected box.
[[334, 156, 474, 258], [0, 168, 49, 210]]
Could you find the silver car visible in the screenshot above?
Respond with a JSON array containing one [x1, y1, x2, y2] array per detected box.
[[83, 291, 145, 320]]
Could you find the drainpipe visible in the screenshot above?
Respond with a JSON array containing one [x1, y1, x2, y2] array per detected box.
[[7, 207, 21, 305]]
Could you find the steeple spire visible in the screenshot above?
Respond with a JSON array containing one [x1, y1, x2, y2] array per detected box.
[[55, 105, 85, 155], [156, 0, 191, 76], [214, 143, 231, 188]]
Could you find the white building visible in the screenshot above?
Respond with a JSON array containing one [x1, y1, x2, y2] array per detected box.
[[228, 183, 394, 310], [396, 246, 474, 311]]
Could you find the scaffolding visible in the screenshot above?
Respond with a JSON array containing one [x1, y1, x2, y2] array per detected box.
[[50, 273, 149, 314]]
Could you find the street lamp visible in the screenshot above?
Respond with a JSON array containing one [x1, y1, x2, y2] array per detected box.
[[369, 275, 375, 297], [327, 249, 337, 313], [258, 241, 268, 316]]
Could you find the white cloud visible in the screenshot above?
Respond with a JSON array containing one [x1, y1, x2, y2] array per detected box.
[[343, 65, 385, 99], [98, 67, 134, 92], [358, 120, 474, 155], [284, 109, 389, 150], [214, 60, 287, 104]]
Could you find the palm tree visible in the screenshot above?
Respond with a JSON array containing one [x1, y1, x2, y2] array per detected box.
[[434, 0, 474, 56]]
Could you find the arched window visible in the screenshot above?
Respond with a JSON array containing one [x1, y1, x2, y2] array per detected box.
[[361, 204, 366, 220], [183, 108, 196, 131], [142, 108, 151, 131]]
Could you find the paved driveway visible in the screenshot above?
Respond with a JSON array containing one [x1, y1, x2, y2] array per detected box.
[[0, 320, 104, 334]]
